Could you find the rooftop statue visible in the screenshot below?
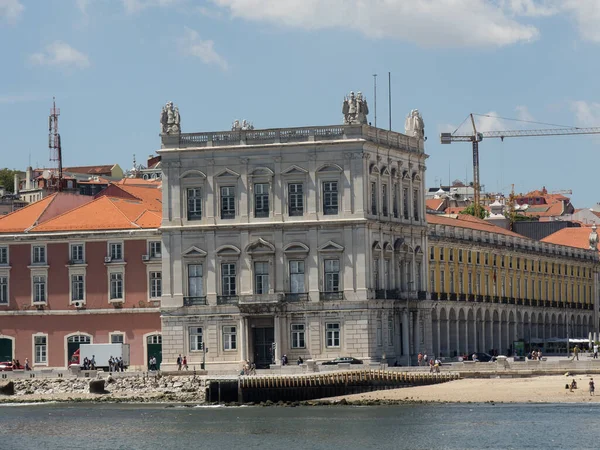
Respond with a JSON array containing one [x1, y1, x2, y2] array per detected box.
[[405, 109, 425, 139], [232, 119, 255, 131], [160, 101, 181, 134], [342, 91, 369, 125]]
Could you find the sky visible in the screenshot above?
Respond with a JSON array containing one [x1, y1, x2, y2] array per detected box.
[[1, 0, 600, 206]]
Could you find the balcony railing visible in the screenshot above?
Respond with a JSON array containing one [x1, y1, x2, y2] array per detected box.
[[239, 294, 282, 304], [284, 293, 309, 302], [183, 296, 207, 306], [417, 291, 427, 300], [320, 291, 344, 301], [217, 295, 239, 305], [449, 293, 457, 301]]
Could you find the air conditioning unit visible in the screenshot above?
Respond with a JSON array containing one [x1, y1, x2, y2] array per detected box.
[[142, 255, 150, 261], [104, 256, 112, 263], [73, 301, 84, 308]]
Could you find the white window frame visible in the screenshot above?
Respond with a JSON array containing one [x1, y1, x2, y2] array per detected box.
[[253, 182, 270, 218], [69, 243, 85, 264], [325, 322, 341, 348], [31, 270, 48, 304], [254, 261, 270, 295], [222, 325, 237, 351], [220, 185, 236, 220], [324, 258, 340, 292], [322, 181, 339, 215], [70, 273, 85, 303], [149, 271, 162, 299], [189, 326, 203, 352], [291, 323, 306, 349], [32, 333, 48, 366], [108, 268, 125, 302], [221, 262, 237, 296], [289, 260, 306, 294], [187, 263, 204, 298], [387, 316, 394, 347], [149, 241, 162, 259], [0, 270, 9, 305], [109, 332, 125, 344], [186, 187, 203, 221], [32, 244, 46, 265], [0, 246, 9, 265], [287, 182, 304, 217], [108, 241, 124, 262]]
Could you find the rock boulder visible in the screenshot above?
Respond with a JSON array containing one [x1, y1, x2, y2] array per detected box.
[[0, 381, 15, 396], [89, 379, 106, 394]]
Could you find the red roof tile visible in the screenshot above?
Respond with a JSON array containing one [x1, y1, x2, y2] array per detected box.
[[541, 228, 596, 251], [0, 195, 57, 233], [427, 213, 524, 238]]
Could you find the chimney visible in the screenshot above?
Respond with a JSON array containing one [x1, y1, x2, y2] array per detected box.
[[13, 173, 19, 194], [26, 166, 32, 190]]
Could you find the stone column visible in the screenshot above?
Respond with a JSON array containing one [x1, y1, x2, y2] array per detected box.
[[413, 310, 420, 354], [402, 310, 410, 361], [240, 317, 247, 362], [274, 315, 282, 365]]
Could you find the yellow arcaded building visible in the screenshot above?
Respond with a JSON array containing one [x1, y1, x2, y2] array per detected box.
[[425, 213, 597, 358]]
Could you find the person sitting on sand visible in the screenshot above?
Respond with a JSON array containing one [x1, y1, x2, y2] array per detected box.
[[570, 380, 577, 392], [590, 378, 595, 396]]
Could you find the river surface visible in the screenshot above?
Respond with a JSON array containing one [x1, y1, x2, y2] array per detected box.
[[1, 402, 598, 449]]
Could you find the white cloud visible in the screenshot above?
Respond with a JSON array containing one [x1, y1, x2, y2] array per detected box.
[[76, 0, 180, 15], [571, 101, 600, 127], [210, 0, 539, 47], [209, 0, 600, 47], [562, 1, 600, 43], [29, 41, 90, 70], [0, 93, 42, 104], [515, 105, 534, 122], [0, 0, 24, 22], [178, 27, 228, 71]]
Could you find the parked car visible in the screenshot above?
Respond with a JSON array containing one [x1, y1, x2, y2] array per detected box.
[[321, 357, 363, 365], [0, 361, 23, 371], [470, 352, 496, 362]]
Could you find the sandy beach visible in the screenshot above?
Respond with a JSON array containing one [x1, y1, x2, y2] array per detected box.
[[328, 374, 600, 404]]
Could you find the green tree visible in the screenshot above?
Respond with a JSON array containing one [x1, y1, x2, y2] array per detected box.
[[0, 168, 18, 193], [459, 204, 489, 219]]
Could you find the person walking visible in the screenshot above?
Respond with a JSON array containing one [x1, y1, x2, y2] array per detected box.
[[429, 357, 435, 373], [417, 352, 423, 366], [594, 344, 598, 359], [574, 345, 580, 361], [590, 378, 595, 396], [177, 354, 182, 370], [182, 356, 188, 370]]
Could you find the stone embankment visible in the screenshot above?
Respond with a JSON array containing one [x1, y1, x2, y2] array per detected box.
[[0, 374, 205, 404]]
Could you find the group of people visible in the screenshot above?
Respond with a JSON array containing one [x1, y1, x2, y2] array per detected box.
[[149, 356, 158, 371], [176, 354, 188, 370], [528, 349, 543, 360], [108, 356, 125, 372], [566, 378, 595, 396], [9, 359, 30, 370], [81, 356, 96, 370]]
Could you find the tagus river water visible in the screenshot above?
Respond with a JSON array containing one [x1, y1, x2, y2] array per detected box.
[[1, 403, 599, 449]]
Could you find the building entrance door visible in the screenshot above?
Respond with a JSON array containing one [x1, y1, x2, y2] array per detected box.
[[67, 335, 91, 365], [253, 327, 274, 369], [147, 335, 162, 369], [0, 338, 12, 361]]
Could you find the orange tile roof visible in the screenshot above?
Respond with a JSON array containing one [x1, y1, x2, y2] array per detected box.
[[0, 195, 57, 233], [117, 178, 161, 186], [32, 195, 160, 232], [541, 228, 596, 251], [427, 213, 524, 238], [78, 176, 112, 185], [425, 199, 445, 211], [98, 184, 162, 212], [63, 165, 115, 175]]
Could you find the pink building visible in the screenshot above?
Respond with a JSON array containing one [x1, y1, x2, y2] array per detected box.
[[0, 184, 162, 369]]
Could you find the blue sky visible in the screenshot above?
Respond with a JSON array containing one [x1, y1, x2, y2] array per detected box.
[[1, 0, 600, 206]]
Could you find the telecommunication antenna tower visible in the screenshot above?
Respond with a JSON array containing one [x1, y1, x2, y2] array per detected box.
[[48, 97, 63, 192]]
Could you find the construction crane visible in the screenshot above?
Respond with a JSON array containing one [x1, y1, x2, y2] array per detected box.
[[441, 114, 600, 217]]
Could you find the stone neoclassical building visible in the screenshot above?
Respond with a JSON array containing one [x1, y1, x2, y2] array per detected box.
[[426, 213, 599, 358], [158, 98, 429, 370]]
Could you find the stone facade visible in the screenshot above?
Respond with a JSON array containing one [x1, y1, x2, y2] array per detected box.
[[159, 123, 429, 370]]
